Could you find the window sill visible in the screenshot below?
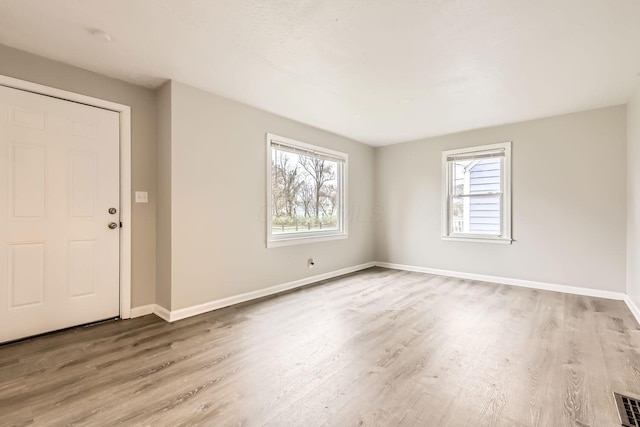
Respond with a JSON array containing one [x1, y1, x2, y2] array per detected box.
[[267, 233, 348, 248], [442, 236, 513, 245]]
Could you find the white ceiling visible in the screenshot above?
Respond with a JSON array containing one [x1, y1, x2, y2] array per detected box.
[[0, 0, 639, 146]]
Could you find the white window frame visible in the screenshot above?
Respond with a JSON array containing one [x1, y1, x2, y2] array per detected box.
[[266, 133, 348, 248], [441, 141, 512, 244]]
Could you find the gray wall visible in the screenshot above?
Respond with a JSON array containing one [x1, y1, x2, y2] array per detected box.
[[167, 81, 376, 310], [0, 44, 157, 308], [376, 106, 627, 292], [627, 85, 640, 306]]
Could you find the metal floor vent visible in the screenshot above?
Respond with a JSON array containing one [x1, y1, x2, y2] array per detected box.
[[615, 392, 640, 427]]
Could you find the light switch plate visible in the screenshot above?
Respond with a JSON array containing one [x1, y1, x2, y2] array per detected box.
[[135, 191, 148, 203]]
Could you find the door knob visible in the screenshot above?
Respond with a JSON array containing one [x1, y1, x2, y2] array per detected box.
[[108, 222, 118, 229], [108, 207, 117, 214]]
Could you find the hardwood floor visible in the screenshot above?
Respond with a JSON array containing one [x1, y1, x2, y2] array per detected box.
[[1, 267, 639, 426]]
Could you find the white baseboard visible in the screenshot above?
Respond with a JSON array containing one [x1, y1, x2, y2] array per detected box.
[[141, 261, 633, 324], [130, 304, 171, 322], [153, 304, 171, 322], [159, 262, 376, 323], [375, 262, 626, 301], [130, 304, 155, 318], [625, 295, 640, 326]]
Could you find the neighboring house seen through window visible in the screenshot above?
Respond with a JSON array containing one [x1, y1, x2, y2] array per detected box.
[[442, 142, 512, 243], [266, 133, 348, 247]]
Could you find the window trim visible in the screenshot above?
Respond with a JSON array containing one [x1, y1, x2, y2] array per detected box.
[[441, 141, 512, 244], [266, 133, 348, 248]]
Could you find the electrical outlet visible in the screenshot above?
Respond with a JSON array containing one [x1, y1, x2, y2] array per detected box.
[[135, 191, 148, 203]]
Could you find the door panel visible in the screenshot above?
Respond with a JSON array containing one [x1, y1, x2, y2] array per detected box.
[[8, 242, 45, 309], [0, 85, 120, 343], [68, 240, 97, 298], [69, 150, 98, 218], [10, 143, 45, 218]]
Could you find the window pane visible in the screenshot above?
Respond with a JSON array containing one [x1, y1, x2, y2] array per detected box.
[[469, 158, 501, 194], [450, 195, 501, 235], [271, 148, 340, 235], [451, 161, 468, 196], [451, 157, 501, 196], [451, 197, 465, 232]]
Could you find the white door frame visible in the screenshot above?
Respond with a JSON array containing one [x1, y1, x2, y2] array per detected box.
[[0, 74, 132, 319]]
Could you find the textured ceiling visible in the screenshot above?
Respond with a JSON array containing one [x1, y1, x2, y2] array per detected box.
[[0, 0, 639, 145]]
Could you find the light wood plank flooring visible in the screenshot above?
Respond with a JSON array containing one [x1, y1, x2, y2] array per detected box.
[[1, 267, 639, 426]]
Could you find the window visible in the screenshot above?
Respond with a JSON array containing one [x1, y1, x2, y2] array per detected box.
[[442, 142, 512, 243], [266, 133, 347, 247]]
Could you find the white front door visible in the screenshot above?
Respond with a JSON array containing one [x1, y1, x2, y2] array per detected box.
[[0, 85, 120, 343]]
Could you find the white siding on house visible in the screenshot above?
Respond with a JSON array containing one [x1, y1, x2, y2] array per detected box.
[[469, 158, 501, 234]]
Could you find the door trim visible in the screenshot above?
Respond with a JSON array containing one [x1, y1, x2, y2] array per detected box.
[[0, 74, 133, 319]]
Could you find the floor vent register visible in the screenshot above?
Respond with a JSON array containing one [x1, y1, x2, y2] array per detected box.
[[615, 392, 640, 427]]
